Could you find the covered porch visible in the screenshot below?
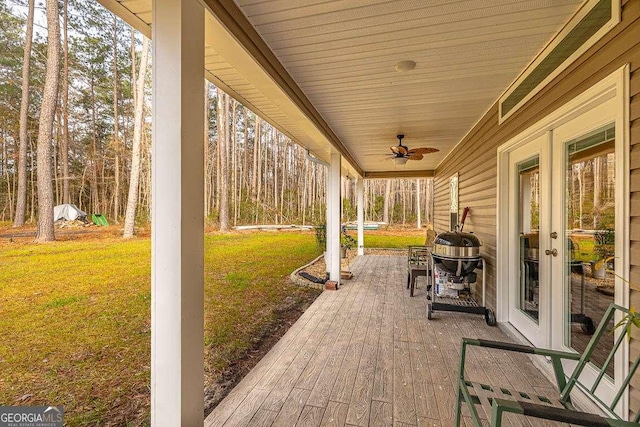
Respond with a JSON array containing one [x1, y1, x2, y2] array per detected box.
[[206, 255, 563, 427], [96, 0, 639, 424]]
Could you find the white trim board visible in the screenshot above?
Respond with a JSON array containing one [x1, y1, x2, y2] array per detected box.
[[498, 0, 621, 123]]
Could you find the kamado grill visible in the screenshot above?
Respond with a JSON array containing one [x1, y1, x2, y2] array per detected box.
[[426, 208, 496, 325]]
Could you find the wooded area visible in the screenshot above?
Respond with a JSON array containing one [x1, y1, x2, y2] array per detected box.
[[0, 0, 433, 240]]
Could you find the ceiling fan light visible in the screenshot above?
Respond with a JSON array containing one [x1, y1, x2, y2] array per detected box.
[[393, 156, 409, 165]]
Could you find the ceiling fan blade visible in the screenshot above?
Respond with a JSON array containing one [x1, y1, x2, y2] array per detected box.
[[396, 146, 408, 155], [390, 146, 400, 154], [409, 147, 439, 155], [408, 153, 424, 160]]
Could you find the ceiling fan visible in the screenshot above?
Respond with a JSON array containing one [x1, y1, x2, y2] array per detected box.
[[388, 134, 439, 165]]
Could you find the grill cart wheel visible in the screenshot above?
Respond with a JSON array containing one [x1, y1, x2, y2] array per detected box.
[[581, 316, 596, 335], [485, 309, 496, 326]]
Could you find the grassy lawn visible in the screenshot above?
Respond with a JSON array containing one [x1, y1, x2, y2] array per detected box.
[[0, 231, 321, 425], [0, 226, 424, 425], [363, 229, 425, 248]]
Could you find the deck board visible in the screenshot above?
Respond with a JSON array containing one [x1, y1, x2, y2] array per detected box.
[[206, 255, 569, 426]]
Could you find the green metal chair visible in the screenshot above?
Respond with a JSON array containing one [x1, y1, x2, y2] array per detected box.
[[455, 303, 640, 426]]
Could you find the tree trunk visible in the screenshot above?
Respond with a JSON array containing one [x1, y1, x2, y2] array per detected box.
[[112, 15, 120, 222], [242, 108, 249, 220], [231, 99, 237, 226], [29, 139, 36, 222], [425, 178, 433, 226], [416, 179, 422, 228], [214, 91, 221, 213], [577, 165, 584, 229], [251, 116, 260, 201], [123, 37, 149, 238], [89, 72, 99, 214], [35, 0, 61, 242], [2, 127, 14, 221], [204, 82, 211, 217], [53, 114, 60, 203], [593, 156, 605, 228], [402, 180, 406, 225], [219, 92, 230, 231], [382, 179, 391, 224], [61, 0, 70, 204], [14, 0, 35, 227], [272, 132, 278, 223]]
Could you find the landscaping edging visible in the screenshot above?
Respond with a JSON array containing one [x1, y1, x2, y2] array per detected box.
[[290, 253, 326, 290]]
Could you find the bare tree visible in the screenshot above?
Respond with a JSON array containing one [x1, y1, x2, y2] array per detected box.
[[204, 82, 211, 217], [34, 0, 61, 242], [382, 179, 391, 224], [61, 0, 70, 204], [13, 0, 35, 227], [416, 179, 422, 228], [218, 92, 230, 231], [123, 37, 149, 238], [112, 15, 120, 222]]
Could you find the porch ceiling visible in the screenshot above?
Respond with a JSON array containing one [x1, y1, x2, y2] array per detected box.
[[99, 0, 583, 178]]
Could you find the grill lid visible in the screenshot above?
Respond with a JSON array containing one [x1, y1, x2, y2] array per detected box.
[[433, 231, 481, 248]]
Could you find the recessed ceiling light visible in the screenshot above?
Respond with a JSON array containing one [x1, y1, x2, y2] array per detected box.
[[395, 60, 416, 72]]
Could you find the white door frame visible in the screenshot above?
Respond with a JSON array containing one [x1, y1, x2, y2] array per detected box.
[[505, 133, 552, 348], [496, 65, 630, 416]]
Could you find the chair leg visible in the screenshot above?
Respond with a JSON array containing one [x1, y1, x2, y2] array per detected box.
[[454, 385, 463, 427], [410, 275, 415, 297], [490, 401, 504, 427]]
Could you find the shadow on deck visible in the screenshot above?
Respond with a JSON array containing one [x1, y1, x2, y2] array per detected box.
[[206, 255, 565, 427]]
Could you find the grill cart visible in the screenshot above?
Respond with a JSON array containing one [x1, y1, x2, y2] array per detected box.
[[426, 230, 495, 326]]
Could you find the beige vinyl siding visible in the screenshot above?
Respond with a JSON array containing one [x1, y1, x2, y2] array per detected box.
[[627, 18, 640, 419], [434, 0, 639, 418]]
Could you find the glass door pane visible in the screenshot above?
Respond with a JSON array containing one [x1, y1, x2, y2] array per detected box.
[[564, 123, 616, 377], [518, 157, 541, 324], [509, 134, 549, 348]]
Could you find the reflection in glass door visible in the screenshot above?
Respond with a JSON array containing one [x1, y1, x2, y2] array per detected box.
[[551, 94, 621, 408], [508, 135, 549, 348], [563, 123, 616, 378], [518, 158, 541, 324]]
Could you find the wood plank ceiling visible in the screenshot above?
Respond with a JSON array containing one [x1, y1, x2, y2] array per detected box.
[[99, 0, 583, 177]]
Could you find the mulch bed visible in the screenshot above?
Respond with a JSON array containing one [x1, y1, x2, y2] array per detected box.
[[295, 248, 408, 286]]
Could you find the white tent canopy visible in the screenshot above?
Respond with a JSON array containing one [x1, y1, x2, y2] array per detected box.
[[53, 204, 87, 222]]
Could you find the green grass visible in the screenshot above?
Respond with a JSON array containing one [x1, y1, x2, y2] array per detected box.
[[363, 232, 425, 248], [0, 232, 321, 425], [570, 235, 598, 262], [0, 227, 424, 424]]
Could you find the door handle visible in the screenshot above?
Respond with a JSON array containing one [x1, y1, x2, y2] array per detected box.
[[545, 249, 558, 257]]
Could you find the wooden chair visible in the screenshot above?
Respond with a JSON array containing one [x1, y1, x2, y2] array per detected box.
[[406, 229, 436, 296], [407, 246, 429, 296], [455, 303, 640, 426]]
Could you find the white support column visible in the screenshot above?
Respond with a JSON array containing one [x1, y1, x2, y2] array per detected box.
[[327, 153, 341, 283], [325, 172, 332, 274], [151, 1, 204, 426], [357, 178, 364, 256]]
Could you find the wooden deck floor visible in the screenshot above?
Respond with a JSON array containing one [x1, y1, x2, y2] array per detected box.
[[206, 255, 568, 427]]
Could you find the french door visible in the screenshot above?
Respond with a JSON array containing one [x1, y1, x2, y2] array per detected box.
[[507, 94, 622, 408], [507, 133, 551, 348]]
